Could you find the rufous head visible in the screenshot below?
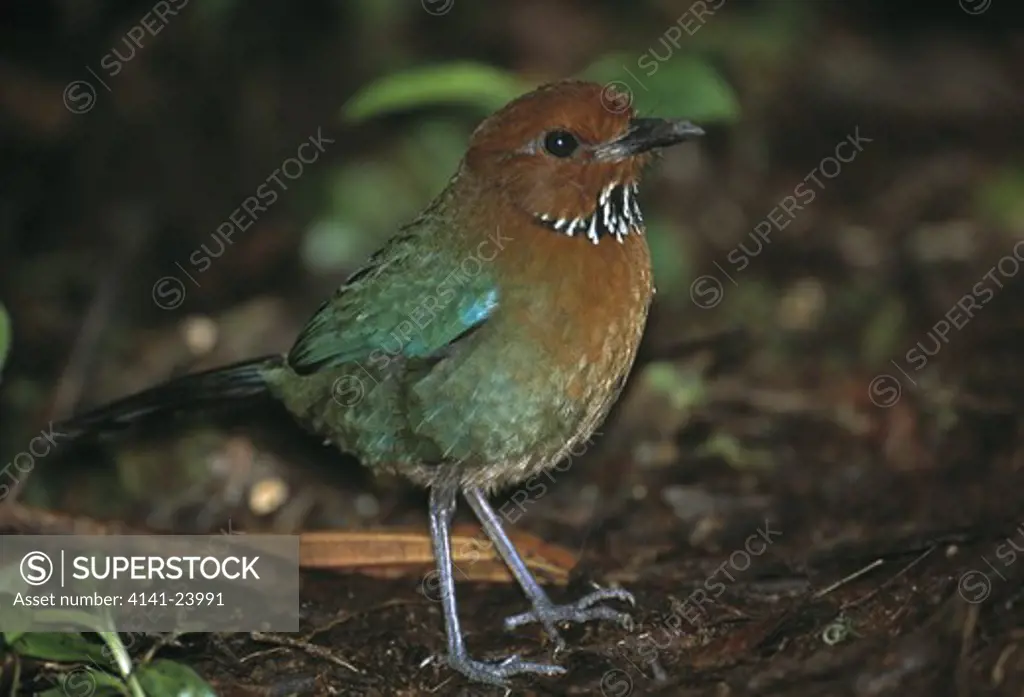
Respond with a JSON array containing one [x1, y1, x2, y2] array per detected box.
[[463, 80, 703, 244]]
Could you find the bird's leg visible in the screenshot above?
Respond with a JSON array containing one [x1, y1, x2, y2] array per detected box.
[[463, 486, 634, 650], [427, 483, 565, 685]]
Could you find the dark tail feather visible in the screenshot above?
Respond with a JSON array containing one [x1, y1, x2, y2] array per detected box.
[[57, 355, 283, 440]]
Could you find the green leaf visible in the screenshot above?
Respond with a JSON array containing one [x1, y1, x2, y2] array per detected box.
[[192, 0, 240, 27], [11, 632, 114, 666], [687, 3, 816, 63], [309, 117, 470, 273], [98, 630, 132, 678], [973, 166, 1024, 230], [38, 669, 128, 697], [4, 630, 25, 644], [342, 63, 528, 123], [136, 660, 217, 697], [30, 607, 115, 633], [0, 559, 31, 595], [581, 53, 740, 124], [643, 361, 706, 412], [698, 431, 775, 471], [861, 298, 906, 364], [0, 301, 10, 375], [645, 215, 696, 297]]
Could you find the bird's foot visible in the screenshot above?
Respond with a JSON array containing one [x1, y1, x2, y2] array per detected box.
[[447, 651, 565, 686], [504, 588, 636, 650]]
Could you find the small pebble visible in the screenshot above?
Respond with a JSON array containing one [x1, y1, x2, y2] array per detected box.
[[355, 493, 380, 518], [182, 315, 218, 355], [249, 477, 289, 515]]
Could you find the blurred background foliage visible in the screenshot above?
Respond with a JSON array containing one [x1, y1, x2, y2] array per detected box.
[[0, 0, 1022, 690]]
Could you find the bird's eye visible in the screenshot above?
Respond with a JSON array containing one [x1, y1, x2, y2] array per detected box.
[[543, 130, 579, 158]]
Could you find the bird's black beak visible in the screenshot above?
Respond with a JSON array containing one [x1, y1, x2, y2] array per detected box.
[[596, 118, 705, 161]]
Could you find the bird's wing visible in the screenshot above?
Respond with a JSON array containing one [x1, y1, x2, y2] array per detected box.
[[287, 229, 498, 375]]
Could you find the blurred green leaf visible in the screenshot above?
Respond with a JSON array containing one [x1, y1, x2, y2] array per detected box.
[[0, 557, 32, 595], [689, 3, 817, 63], [328, 158, 414, 231], [698, 432, 775, 471], [974, 166, 1024, 231], [582, 53, 740, 123], [304, 159, 410, 272], [402, 119, 469, 195], [136, 660, 216, 697], [342, 63, 528, 123], [352, 0, 408, 29], [0, 301, 10, 375], [862, 298, 906, 364], [11, 632, 113, 666], [38, 670, 128, 697], [97, 629, 133, 679], [192, 0, 238, 26], [302, 219, 369, 273], [308, 118, 470, 273], [643, 361, 705, 412], [645, 215, 696, 297], [31, 606, 113, 632]]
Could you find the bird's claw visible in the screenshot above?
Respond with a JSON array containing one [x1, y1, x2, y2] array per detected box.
[[446, 652, 565, 686], [504, 588, 636, 649]]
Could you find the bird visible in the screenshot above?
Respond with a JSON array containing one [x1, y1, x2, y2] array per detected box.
[[56, 79, 704, 685]]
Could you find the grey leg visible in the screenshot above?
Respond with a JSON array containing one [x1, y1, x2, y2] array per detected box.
[[427, 484, 564, 686], [463, 486, 634, 650]]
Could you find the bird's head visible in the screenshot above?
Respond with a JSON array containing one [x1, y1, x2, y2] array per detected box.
[[462, 80, 704, 244]]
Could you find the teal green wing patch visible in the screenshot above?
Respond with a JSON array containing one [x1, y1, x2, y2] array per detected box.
[[287, 230, 498, 375]]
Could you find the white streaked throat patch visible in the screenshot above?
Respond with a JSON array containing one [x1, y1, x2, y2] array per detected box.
[[534, 181, 644, 244]]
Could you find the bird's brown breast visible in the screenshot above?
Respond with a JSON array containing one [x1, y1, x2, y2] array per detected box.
[[493, 214, 653, 385]]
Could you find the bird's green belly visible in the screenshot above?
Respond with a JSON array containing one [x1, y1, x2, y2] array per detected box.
[[407, 337, 592, 490], [265, 333, 610, 491]]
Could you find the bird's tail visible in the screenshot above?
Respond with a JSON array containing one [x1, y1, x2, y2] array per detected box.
[[57, 355, 285, 440]]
